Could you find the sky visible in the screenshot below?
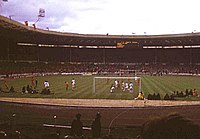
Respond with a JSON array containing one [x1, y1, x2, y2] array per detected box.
[[0, 0, 200, 35]]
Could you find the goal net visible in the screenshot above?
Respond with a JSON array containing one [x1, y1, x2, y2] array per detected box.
[[93, 76, 142, 94]]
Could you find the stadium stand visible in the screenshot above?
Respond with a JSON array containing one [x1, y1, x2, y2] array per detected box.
[[140, 113, 200, 139], [1, 15, 200, 138], [1, 14, 200, 78]]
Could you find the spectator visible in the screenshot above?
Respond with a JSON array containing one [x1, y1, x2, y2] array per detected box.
[[185, 89, 189, 97], [155, 93, 161, 100], [164, 93, 170, 100], [140, 113, 200, 139], [41, 88, 50, 95], [70, 113, 83, 137], [189, 89, 193, 96], [147, 94, 152, 100], [176, 91, 179, 97], [22, 86, 26, 94], [35, 79, 38, 89], [178, 91, 184, 97], [9, 86, 15, 93], [152, 93, 156, 100], [26, 85, 30, 93], [193, 89, 198, 97], [92, 112, 101, 138], [170, 93, 175, 100]]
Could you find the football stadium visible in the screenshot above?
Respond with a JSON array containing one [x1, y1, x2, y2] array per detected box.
[[1, 2, 200, 138]]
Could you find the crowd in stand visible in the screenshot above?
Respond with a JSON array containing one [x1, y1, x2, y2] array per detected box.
[[0, 112, 199, 139], [0, 112, 102, 139], [0, 61, 200, 76], [0, 61, 199, 99]]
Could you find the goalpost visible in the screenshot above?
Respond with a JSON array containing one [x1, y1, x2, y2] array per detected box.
[[93, 76, 142, 94]]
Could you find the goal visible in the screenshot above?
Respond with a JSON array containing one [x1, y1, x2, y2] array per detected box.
[[93, 76, 142, 94]]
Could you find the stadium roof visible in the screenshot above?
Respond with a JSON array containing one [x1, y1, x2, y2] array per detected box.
[[1, 15, 200, 48]]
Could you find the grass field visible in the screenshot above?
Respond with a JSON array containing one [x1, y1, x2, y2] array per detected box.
[[0, 75, 200, 100]]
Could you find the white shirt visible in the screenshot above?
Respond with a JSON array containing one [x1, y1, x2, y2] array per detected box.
[[44, 81, 49, 88]]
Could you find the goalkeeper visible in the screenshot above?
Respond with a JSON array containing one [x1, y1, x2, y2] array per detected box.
[[135, 91, 145, 100]]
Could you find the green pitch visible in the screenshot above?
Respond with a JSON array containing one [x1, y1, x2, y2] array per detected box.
[[0, 75, 200, 100]]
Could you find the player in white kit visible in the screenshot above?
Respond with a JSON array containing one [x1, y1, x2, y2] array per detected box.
[[129, 82, 134, 93], [71, 78, 75, 91]]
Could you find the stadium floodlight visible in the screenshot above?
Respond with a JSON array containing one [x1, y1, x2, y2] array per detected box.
[[93, 76, 142, 94], [38, 8, 45, 17], [0, 0, 7, 7], [34, 8, 45, 26]]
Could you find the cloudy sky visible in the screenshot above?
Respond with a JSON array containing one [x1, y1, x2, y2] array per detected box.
[[0, 0, 200, 35]]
